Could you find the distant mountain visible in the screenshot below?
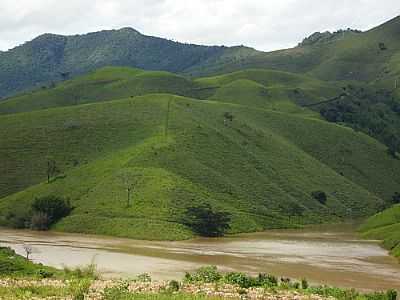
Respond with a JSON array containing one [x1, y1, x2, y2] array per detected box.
[[0, 28, 258, 98], [187, 16, 400, 83], [2, 16, 399, 99], [298, 29, 362, 47]]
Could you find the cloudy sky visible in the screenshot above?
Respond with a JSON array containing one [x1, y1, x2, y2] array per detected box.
[[0, 0, 399, 52]]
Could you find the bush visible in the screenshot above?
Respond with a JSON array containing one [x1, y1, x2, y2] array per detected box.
[[387, 290, 397, 300], [168, 280, 180, 292], [31, 212, 52, 230], [223, 272, 254, 288], [30, 196, 72, 230], [137, 273, 152, 282], [182, 204, 231, 237], [392, 192, 400, 204], [257, 273, 278, 287], [311, 191, 327, 205], [301, 278, 309, 289], [36, 269, 54, 278], [186, 266, 222, 283]]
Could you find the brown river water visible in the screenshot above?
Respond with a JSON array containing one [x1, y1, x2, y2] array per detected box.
[[1, 225, 399, 291]]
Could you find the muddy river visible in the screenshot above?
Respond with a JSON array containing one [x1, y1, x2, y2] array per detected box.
[[1, 225, 399, 291]]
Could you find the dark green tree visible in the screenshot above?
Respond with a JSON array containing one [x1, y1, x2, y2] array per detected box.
[[392, 192, 400, 204], [311, 191, 327, 205], [31, 196, 73, 230], [183, 204, 231, 237]]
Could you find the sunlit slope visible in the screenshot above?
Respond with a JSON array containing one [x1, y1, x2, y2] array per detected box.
[[0, 67, 201, 115], [360, 205, 400, 259], [188, 16, 400, 85], [196, 69, 341, 112], [0, 94, 393, 239], [0, 67, 341, 115]]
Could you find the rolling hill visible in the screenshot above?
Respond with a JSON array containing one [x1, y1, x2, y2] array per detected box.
[[0, 28, 258, 99], [187, 16, 400, 85], [360, 204, 400, 259], [2, 16, 399, 100], [1, 67, 400, 240], [1, 15, 400, 241]]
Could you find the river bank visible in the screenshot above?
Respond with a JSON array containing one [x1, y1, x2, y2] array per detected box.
[[1, 225, 400, 291]]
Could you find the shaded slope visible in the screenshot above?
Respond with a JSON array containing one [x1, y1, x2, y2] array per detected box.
[[0, 94, 395, 239]]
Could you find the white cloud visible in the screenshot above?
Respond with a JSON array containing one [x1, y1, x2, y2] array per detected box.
[[0, 0, 399, 51]]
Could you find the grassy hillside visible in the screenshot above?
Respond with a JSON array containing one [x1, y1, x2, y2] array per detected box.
[[0, 67, 342, 115], [0, 67, 340, 115], [360, 205, 400, 259], [188, 16, 400, 84], [0, 67, 201, 115], [2, 91, 399, 239]]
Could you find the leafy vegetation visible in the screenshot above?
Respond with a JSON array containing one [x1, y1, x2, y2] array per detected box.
[[0, 247, 56, 278], [182, 204, 231, 237]]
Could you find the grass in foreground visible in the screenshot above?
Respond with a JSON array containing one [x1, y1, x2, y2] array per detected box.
[[0, 250, 398, 300]]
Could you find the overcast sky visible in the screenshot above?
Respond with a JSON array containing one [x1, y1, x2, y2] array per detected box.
[[0, 0, 399, 52]]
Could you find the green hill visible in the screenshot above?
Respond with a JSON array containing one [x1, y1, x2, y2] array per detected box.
[[0, 28, 257, 99], [360, 205, 400, 259], [1, 86, 399, 239], [0, 67, 339, 116], [188, 16, 400, 84]]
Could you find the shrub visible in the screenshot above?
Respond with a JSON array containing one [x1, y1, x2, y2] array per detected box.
[[187, 266, 222, 283], [301, 278, 309, 289], [31, 196, 73, 230], [224, 272, 254, 288], [31, 212, 52, 230], [392, 192, 400, 204], [36, 268, 54, 278], [168, 280, 180, 292], [182, 204, 231, 237], [137, 273, 152, 282], [257, 273, 278, 287], [387, 290, 397, 300], [311, 191, 327, 205]]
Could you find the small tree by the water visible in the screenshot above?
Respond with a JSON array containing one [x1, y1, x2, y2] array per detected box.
[[30, 196, 73, 230], [23, 244, 33, 260], [183, 204, 231, 237]]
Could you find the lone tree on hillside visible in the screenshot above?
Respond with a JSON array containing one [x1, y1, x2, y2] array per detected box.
[[119, 171, 140, 207], [182, 204, 231, 237], [60, 72, 70, 81], [392, 192, 400, 204], [223, 112, 234, 126], [46, 160, 60, 183], [386, 135, 400, 158], [311, 191, 328, 205]]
